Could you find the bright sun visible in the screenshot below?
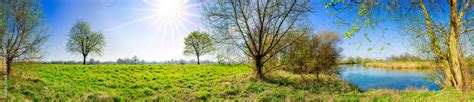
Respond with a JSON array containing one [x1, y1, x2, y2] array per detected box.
[[154, 0, 187, 27], [110, 0, 201, 38]]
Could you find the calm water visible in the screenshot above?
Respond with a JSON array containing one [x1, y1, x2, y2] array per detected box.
[[339, 64, 442, 91]]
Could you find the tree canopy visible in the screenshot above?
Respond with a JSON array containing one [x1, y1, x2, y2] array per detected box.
[[66, 20, 105, 65], [183, 31, 215, 65]]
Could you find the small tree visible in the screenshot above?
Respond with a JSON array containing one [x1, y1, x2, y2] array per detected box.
[[282, 31, 342, 81], [66, 20, 105, 65], [89, 58, 95, 64], [132, 56, 139, 64], [309, 31, 342, 78], [183, 31, 215, 65], [354, 57, 362, 64], [345, 56, 355, 64]]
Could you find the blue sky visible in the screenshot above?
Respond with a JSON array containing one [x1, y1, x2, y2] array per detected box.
[[41, 0, 410, 62]]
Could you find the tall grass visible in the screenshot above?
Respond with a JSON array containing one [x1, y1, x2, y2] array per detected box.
[[364, 62, 435, 69]]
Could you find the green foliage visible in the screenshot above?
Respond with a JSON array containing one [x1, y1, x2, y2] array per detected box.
[[183, 31, 215, 64], [66, 20, 105, 64], [387, 53, 424, 62], [66, 20, 105, 56], [344, 56, 355, 64], [281, 31, 342, 79], [354, 57, 362, 64], [361, 58, 372, 64], [341, 56, 372, 64]]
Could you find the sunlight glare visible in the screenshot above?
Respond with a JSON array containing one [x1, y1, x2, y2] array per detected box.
[[155, 0, 187, 27]]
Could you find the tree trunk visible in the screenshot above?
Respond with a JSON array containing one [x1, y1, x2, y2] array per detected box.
[[197, 55, 200, 65], [254, 56, 264, 80], [83, 55, 87, 65], [2, 56, 8, 100], [447, 32, 465, 91], [446, 0, 469, 92], [6, 58, 12, 76]]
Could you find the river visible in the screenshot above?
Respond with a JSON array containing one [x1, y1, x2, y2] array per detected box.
[[339, 64, 442, 91]]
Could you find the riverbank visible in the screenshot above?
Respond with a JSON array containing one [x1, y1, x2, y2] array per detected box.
[[364, 61, 435, 69]]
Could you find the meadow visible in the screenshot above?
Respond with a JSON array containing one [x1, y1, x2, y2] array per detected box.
[[0, 64, 473, 101]]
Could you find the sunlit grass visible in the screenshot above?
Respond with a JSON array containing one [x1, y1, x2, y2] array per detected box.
[[0, 64, 472, 101]]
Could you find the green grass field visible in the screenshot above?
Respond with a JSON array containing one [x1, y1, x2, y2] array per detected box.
[[1, 64, 473, 101]]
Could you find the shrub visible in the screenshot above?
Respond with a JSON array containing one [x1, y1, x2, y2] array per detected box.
[[281, 31, 342, 81]]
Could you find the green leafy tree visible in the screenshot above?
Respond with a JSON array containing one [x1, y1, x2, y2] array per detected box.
[[324, 0, 473, 91], [362, 58, 372, 64], [66, 20, 105, 65], [345, 56, 355, 64], [354, 57, 362, 64], [183, 31, 215, 65], [282, 31, 342, 81]]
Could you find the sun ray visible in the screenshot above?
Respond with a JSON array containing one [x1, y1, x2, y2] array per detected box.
[[183, 12, 201, 17], [180, 16, 200, 28], [132, 8, 158, 12], [110, 0, 202, 52], [143, 0, 160, 7], [183, 2, 202, 9], [106, 14, 158, 31]]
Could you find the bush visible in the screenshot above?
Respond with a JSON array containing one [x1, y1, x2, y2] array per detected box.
[[281, 31, 342, 80]]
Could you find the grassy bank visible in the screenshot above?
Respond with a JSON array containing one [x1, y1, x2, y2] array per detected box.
[[0, 64, 472, 101], [364, 61, 435, 69]]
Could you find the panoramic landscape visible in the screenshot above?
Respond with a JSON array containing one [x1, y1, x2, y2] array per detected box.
[[0, 0, 474, 101]]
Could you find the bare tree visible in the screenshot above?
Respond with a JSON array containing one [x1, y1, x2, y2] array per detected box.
[[0, 0, 48, 99], [324, 0, 474, 92], [66, 20, 105, 65], [1, 0, 47, 75], [183, 31, 215, 65], [203, 0, 312, 80]]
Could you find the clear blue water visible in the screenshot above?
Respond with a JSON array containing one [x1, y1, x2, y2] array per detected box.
[[339, 64, 442, 91]]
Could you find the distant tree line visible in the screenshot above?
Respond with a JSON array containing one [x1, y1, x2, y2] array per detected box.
[[386, 53, 425, 62], [43, 58, 218, 65], [342, 56, 373, 64], [116, 56, 145, 64]]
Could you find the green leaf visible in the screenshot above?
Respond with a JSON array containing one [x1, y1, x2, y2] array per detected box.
[[367, 47, 373, 51], [344, 31, 353, 39]]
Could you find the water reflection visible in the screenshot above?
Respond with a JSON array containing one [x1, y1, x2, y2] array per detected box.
[[339, 64, 442, 91]]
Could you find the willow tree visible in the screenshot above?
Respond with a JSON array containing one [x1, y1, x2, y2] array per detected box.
[[202, 0, 311, 79], [66, 20, 105, 65], [183, 31, 215, 65], [324, 0, 473, 92]]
